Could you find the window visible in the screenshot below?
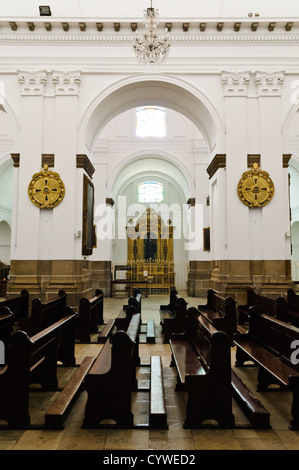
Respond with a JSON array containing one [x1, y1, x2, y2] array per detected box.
[[138, 182, 164, 203], [136, 107, 166, 137]]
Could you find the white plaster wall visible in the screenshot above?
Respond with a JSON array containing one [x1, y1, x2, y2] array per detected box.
[[0, 0, 297, 270]]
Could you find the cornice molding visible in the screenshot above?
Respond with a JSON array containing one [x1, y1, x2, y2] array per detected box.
[[76, 154, 95, 178], [1, 33, 299, 45], [206, 154, 226, 179]]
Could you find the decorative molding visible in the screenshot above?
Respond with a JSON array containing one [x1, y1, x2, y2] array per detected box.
[[42, 154, 55, 167], [206, 154, 226, 179], [106, 198, 115, 207], [187, 198, 196, 207], [254, 71, 284, 96], [10, 153, 20, 167], [17, 70, 47, 95], [52, 71, 81, 95], [76, 154, 95, 178], [1, 33, 299, 46], [221, 71, 250, 96], [247, 154, 260, 167], [283, 154, 292, 168]]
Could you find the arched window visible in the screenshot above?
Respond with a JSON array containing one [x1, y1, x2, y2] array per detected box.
[[136, 107, 166, 137], [138, 182, 164, 203]]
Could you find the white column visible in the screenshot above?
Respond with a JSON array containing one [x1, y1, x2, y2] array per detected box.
[[51, 71, 81, 260], [218, 71, 251, 260], [11, 71, 47, 260], [254, 71, 288, 260]]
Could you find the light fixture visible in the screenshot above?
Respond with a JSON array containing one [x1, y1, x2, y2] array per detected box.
[[133, 1, 170, 64]]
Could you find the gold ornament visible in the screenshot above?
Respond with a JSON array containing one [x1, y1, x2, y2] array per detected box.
[[28, 164, 65, 209], [237, 163, 274, 208]]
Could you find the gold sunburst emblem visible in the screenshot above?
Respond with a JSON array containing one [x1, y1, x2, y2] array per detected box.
[[237, 163, 274, 208], [28, 164, 65, 209]]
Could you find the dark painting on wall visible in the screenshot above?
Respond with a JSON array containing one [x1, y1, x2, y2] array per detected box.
[[82, 174, 94, 256]]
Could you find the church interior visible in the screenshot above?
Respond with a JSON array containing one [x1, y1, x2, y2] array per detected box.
[[1, 0, 299, 454]]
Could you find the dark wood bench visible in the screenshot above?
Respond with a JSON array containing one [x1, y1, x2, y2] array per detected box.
[[197, 289, 237, 342], [115, 305, 139, 332], [0, 306, 15, 346], [231, 369, 271, 429], [97, 319, 116, 344], [0, 289, 29, 320], [18, 290, 67, 337], [169, 307, 235, 428], [237, 289, 286, 324], [234, 306, 299, 430], [83, 313, 141, 428], [283, 289, 299, 327], [123, 290, 142, 315], [0, 311, 76, 427], [159, 288, 179, 324], [75, 289, 104, 343], [45, 355, 96, 429], [160, 290, 188, 343]]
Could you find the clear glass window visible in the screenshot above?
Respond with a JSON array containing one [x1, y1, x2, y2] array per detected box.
[[136, 107, 166, 137], [138, 182, 164, 203]]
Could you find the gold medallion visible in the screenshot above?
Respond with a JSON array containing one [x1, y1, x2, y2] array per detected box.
[[28, 164, 65, 209], [237, 163, 274, 208]]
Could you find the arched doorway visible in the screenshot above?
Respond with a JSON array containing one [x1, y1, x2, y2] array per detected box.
[[80, 76, 222, 296]]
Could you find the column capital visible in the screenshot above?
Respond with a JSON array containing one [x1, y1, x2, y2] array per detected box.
[[254, 71, 284, 96], [52, 71, 81, 96], [17, 70, 47, 96], [221, 71, 250, 96]]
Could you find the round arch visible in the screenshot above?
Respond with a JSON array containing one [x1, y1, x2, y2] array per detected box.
[[108, 151, 193, 202], [79, 75, 224, 155]]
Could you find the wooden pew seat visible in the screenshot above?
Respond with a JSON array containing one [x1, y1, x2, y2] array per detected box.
[[83, 313, 141, 428], [234, 306, 299, 430], [45, 356, 96, 429], [169, 308, 234, 428]]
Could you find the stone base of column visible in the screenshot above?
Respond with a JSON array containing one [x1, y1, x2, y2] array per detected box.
[[187, 261, 211, 297], [89, 260, 112, 297], [6, 259, 93, 309], [209, 260, 294, 304]]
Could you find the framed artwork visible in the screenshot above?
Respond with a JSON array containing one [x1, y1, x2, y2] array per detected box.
[[203, 227, 210, 251], [82, 174, 95, 256]]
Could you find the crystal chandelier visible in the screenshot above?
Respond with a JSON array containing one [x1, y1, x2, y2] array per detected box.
[[133, 1, 170, 64]]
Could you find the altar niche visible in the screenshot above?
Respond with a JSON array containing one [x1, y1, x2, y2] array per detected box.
[[126, 208, 174, 295]]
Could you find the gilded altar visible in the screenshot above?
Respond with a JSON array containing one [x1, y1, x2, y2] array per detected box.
[[126, 208, 175, 294]]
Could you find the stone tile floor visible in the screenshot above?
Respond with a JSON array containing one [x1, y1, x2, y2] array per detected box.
[[1, 294, 299, 452]]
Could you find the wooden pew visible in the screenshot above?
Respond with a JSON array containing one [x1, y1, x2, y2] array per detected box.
[[75, 289, 104, 343], [83, 313, 141, 428], [284, 289, 299, 327], [169, 307, 235, 428], [159, 288, 179, 324], [197, 289, 237, 342], [115, 305, 139, 332], [45, 356, 96, 429], [0, 311, 76, 427], [0, 306, 15, 346], [231, 369, 271, 429], [0, 289, 29, 320], [18, 290, 67, 337], [162, 297, 188, 343], [123, 290, 142, 316], [237, 289, 286, 324], [97, 319, 115, 344], [234, 306, 299, 430]]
